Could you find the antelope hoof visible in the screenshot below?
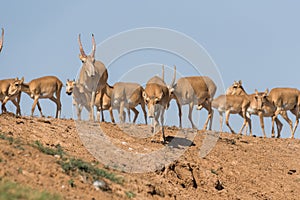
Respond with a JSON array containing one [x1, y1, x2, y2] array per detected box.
[[197, 105, 203, 110]]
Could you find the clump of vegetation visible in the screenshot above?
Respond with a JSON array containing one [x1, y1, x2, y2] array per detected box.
[[0, 179, 62, 200], [125, 191, 136, 198], [0, 132, 14, 144], [211, 169, 218, 175], [68, 179, 76, 188], [33, 141, 64, 157], [59, 158, 123, 184], [32, 141, 123, 187]]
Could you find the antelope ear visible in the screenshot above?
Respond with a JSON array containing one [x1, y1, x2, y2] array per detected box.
[[79, 54, 87, 61], [238, 80, 242, 85], [67, 78, 69, 82], [20, 77, 24, 84], [142, 91, 147, 99], [264, 88, 269, 96], [169, 87, 174, 93], [255, 89, 259, 96]]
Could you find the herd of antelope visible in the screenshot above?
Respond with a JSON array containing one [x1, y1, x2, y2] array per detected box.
[[1, 28, 300, 143]]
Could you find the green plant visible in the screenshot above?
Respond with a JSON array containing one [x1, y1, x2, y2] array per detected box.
[[17, 167, 22, 174], [211, 169, 218, 175], [68, 179, 76, 188], [0, 133, 14, 144], [33, 141, 64, 157], [59, 158, 123, 184], [0, 179, 62, 200], [125, 191, 136, 198]]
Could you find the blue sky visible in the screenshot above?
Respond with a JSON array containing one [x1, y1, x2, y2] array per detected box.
[[1, 1, 300, 138]]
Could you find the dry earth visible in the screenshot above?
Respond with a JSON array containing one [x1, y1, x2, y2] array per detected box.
[[0, 112, 300, 199]]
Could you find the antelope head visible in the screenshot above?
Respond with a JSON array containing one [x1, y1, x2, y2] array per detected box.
[[8, 77, 24, 97], [226, 80, 244, 95], [143, 90, 164, 118], [255, 89, 269, 111], [78, 34, 96, 77], [0, 28, 4, 53], [66, 79, 76, 95]]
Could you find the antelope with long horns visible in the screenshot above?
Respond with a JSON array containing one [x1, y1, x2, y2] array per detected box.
[[77, 34, 108, 121]]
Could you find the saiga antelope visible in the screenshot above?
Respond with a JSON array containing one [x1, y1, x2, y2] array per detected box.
[[0, 77, 22, 115], [143, 65, 176, 143], [77, 34, 108, 121], [169, 73, 216, 130], [66, 79, 92, 120], [267, 87, 300, 139], [65, 79, 114, 122], [0, 28, 4, 53], [226, 80, 283, 138], [8, 76, 62, 118], [104, 82, 147, 124], [212, 92, 252, 135]]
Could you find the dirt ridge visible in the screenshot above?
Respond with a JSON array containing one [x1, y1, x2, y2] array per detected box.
[[0, 113, 299, 199]]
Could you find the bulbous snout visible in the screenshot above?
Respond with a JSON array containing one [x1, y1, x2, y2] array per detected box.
[[148, 105, 155, 118]]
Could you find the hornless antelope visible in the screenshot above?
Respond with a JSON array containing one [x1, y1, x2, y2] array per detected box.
[[66, 79, 92, 120], [267, 88, 300, 139], [0, 28, 4, 53], [8, 76, 63, 118], [77, 34, 108, 121], [65, 79, 114, 122], [226, 80, 283, 138], [0, 78, 22, 115], [143, 66, 176, 143], [95, 86, 115, 123], [104, 82, 147, 124], [212, 93, 252, 135], [169, 73, 216, 130]]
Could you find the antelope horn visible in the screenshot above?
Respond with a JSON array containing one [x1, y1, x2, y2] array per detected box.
[[78, 34, 87, 57], [170, 65, 176, 87], [0, 28, 4, 52], [91, 33, 96, 58]]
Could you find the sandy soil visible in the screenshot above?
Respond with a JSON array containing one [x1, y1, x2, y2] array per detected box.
[[0, 113, 299, 199]]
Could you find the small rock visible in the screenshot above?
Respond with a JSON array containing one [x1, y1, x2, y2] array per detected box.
[[16, 120, 24, 124], [93, 180, 110, 191], [288, 169, 296, 175], [215, 180, 224, 191]]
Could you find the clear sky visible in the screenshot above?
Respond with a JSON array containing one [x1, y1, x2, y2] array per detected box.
[[1, 0, 300, 138]]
